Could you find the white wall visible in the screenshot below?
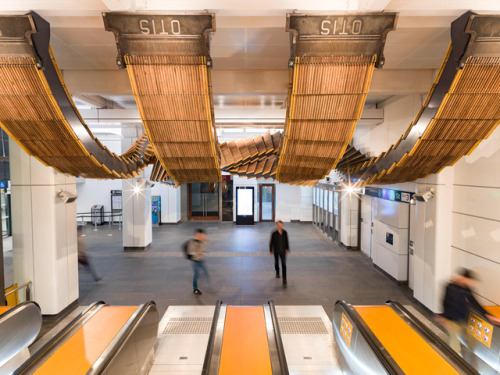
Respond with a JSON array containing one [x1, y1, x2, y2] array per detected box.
[[451, 125, 500, 306], [232, 176, 312, 222], [150, 181, 181, 223], [354, 95, 422, 156], [371, 198, 409, 282], [76, 139, 122, 221], [351, 93, 457, 312]]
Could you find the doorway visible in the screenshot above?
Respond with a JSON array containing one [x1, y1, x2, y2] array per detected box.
[[189, 182, 219, 220], [259, 184, 275, 222]]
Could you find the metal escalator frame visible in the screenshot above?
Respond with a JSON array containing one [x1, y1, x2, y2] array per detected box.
[[88, 300, 159, 374], [202, 300, 226, 375], [265, 300, 289, 375], [0, 301, 42, 369], [386, 300, 479, 375], [14, 301, 106, 374], [335, 300, 404, 375]]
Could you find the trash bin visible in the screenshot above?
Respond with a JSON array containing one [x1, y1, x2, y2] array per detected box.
[[91, 205, 104, 225]]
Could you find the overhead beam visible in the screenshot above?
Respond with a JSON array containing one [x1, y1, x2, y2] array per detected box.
[[63, 68, 434, 96]]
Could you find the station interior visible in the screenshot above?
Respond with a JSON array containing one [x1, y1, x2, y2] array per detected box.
[[1, 1, 500, 374]]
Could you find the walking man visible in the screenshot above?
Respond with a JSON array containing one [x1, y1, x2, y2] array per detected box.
[[187, 228, 210, 295], [270, 220, 289, 286]]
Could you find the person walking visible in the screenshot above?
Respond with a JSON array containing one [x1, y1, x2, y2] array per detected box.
[[77, 230, 101, 282], [187, 228, 210, 295], [270, 220, 289, 286], [441, 268, 500, 357]]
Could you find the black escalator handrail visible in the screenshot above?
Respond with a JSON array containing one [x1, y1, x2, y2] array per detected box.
[[88, 300, 158, 374], [268, 300, 289, 375], [335, 300, 404, 375], [14, 301, 106, 375], [386, 300, 479, 375], [202, 300, 223, 375]]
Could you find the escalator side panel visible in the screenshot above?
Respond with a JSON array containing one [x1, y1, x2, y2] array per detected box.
[[355, 306, 458, 375], [218, 306, 272, 375], [333, 305, 392, 374], [33, 306, 137, 375]]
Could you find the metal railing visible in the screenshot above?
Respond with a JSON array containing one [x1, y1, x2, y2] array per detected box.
[[76, 212, 123, 237], [5, 280, 32, 303]]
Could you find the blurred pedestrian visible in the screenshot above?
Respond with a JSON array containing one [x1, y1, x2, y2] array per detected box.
[[77, 228, 101, 282], [441, 268, 500, 355], [187, 228, 209, 295], [270, 220, 290, 286]]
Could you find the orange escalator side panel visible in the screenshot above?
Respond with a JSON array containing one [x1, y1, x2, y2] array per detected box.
[[484, 306, 500, 319], [354, 306, 458, 375], [218, 306, 272, 375], [34, 306, 137, 375]]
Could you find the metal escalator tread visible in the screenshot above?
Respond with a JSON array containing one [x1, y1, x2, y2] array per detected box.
[[218, 306, 272, 375], [33, 306, 137, 375], [355, 306, 459, 375]]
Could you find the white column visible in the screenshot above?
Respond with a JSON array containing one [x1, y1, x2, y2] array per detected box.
[[121, 128, 152, 250], [10, 139, 78, 315], [340, 191, 359, 248], [122, 178, 152, 250], [412, 168, 454, 312]]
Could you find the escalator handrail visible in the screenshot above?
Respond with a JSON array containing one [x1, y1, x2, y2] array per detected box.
[[14, 300, 106, 374], [268, 300, 289, 375], [87, 300, 158, 374], [202, 300, 223, 375], [0, 301, 40, 321], [335, 300, 404, 375], [386, 300, 479, 375]]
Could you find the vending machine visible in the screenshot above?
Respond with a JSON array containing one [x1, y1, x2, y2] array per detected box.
[[152, 196, 161, 225]]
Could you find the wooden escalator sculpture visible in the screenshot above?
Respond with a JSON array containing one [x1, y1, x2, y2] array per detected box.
[[104, 13, 221, 186], [338, 12, 500, 186], [276, 13, 397, 185], [0, 13, 153, 179]]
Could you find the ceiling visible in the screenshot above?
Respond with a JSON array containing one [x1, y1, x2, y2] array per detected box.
[[2, 0, 500, 139]]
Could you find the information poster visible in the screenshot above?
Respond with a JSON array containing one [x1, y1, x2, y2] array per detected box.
[[333, 192, 339, 216], [237, 189, 253, 216], [468, 313, 493, 347], [340, 312, 353, 347]]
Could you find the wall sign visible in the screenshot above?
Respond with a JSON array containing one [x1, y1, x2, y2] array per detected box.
[[0, 181, 6, 189], [468, 313, 493, 348], [364, 187, 414, 204], [340, 312, 353, 347]]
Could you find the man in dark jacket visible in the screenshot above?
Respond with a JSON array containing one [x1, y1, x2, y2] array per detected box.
[[270, 220, 289, 286], [442, 268, 500, 354]]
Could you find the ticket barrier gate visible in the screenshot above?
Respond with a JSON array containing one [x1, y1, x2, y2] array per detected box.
[[333, 300, 479, 375]]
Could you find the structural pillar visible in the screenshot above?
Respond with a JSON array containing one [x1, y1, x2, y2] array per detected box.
[[412, 168, 454, 312], [122, 178, 152, 250], [121, 128, 152, 250], [9, 139, 78, 315]]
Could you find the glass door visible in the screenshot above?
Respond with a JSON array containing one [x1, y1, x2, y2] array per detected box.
[[259, 184, 275, 222], [189, 182, 220, 220]]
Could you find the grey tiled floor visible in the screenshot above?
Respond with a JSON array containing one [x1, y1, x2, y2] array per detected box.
[[78, 222, 415, 319]]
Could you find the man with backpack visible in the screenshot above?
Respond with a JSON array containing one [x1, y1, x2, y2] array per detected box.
[[186, 228, 209, 295]]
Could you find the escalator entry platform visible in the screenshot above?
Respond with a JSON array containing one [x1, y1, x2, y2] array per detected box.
[[149, 304, 341, 374]]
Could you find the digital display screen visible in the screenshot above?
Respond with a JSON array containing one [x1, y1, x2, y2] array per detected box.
[[237, 189, 253, 216]]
